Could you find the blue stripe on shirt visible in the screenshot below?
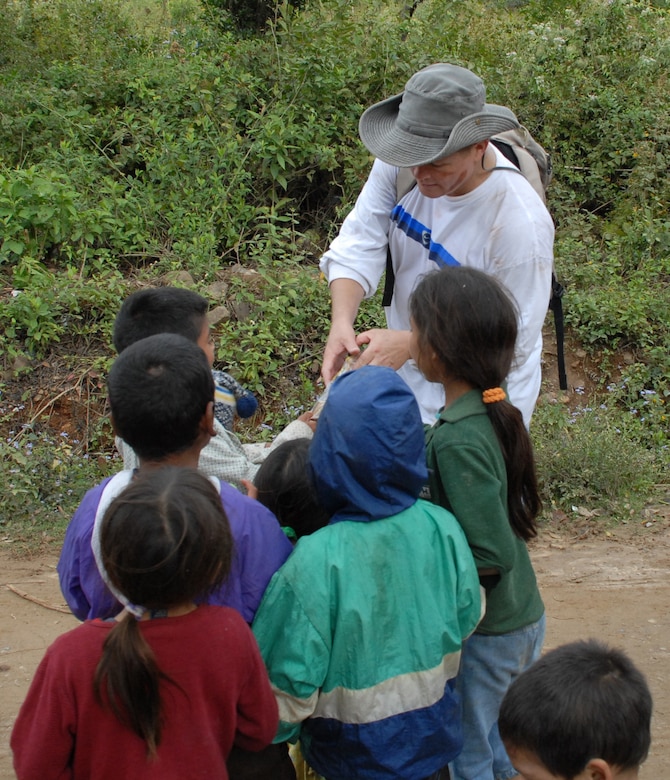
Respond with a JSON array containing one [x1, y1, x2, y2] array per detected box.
[[391, 204, 461, 269]]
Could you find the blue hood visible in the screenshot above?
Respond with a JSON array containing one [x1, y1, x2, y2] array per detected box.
[[309, 366, 428, 524]]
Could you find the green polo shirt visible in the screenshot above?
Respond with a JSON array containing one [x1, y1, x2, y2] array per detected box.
[[424, 390, 544, 635]]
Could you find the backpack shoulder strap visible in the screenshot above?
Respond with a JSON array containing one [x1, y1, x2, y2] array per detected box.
[[396, 167, 417, 201], [382, 169, 417, 307], [549, 273, 568, 390], [490, 126, 552, 203]]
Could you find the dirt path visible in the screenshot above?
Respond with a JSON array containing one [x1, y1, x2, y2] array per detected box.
[[2, 520, 669, 778]]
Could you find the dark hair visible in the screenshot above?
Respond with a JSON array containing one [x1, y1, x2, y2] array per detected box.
[[498, 639, 652, 777], [94, 467, 233, 758], [409, 266, 540, 541], [253, 439, 330, 540], [108, 333, 214, 461], [113, 287, 209, 354]]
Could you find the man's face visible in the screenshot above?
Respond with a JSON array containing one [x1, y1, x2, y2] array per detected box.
[[410, 141, 487, 198]]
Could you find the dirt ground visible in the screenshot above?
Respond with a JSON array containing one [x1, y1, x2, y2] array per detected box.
[[2, 516, 670, 778], [2, 326, 668, 776]]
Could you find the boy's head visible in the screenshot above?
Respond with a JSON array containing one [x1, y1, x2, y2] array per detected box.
[[113, 287, 214, 366], [253, 439, 330, 541], [108, 333, 214, 462], [308, 365, 427, 524], [498, 639, 652, 780], [101, 467, 233, 611]]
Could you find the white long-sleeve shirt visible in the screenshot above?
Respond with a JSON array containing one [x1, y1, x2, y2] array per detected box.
[[320, 151, 554, 425]]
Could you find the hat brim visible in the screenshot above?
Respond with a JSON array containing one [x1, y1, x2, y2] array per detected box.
[[359, 92, 519, 167]]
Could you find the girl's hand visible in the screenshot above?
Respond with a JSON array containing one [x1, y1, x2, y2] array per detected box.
[[241, 479, 258, 500], [355, 329, 411, 371]]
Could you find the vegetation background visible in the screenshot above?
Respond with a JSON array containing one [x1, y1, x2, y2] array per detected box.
[[0, 0, 668, 550]]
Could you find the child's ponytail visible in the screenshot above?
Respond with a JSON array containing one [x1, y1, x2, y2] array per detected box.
[[410, 267, 541, 541], [484, 397, 540, 541], [92, 467, 233, 759], [94, 616, 165, 758]]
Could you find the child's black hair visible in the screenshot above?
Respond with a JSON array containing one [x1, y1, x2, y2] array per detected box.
[[253, 439, 330, 540], [113, 287, 209, 354], [409, 266, 540, 541], [498, 639, 652, 777], [108, 333, 214, 462], [94, 466, 233, 758]]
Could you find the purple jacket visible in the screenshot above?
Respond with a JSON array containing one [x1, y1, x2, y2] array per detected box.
[[58, 473, 293, 623]]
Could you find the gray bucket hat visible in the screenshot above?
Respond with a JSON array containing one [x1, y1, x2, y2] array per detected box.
[[359, 63, 519, 167]]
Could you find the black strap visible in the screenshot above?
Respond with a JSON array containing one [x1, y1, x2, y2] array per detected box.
[[382, 248, 395, 307], [549, 273, 567, 390], [490, 138, 520, 168]]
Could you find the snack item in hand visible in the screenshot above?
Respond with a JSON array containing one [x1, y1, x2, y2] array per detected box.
[[311, 356, 358, 419]]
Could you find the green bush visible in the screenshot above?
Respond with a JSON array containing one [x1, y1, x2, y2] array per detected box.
[[0, 0, 152, 71], [0, 411, 117, 551], [0, 0, 668, 536], [532, 401, 662, 516], [213, 259, 385, 435]]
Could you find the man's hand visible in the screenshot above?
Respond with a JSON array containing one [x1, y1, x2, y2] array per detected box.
[[321, 278, 366, 384], [354, 329, 411, 371], [321, 322, 361, 384]]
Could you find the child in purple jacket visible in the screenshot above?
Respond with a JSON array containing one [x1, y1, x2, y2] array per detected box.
[[58, 333, 292, 624]]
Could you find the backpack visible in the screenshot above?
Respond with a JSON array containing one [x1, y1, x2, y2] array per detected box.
[[490, 126, 553, 203], [382, 125, 567, 391]]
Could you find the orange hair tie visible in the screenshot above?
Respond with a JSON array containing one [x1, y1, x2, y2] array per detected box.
[[482, 387, 506, 404]]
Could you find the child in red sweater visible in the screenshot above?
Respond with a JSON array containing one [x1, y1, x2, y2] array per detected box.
[[12, 466, 278, 780]]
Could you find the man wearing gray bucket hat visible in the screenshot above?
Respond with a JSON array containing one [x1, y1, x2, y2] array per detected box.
[[319, 63, 554, 428]]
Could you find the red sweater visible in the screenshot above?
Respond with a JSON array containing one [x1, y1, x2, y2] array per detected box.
[[11, 605, 278, 780]]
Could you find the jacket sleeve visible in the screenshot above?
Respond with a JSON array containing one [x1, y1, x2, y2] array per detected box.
[[319, 159, 398, 298], [252, 571, 330, 743], [269, 419, 313, 449], [197, 420, 260, 489], [220, 485, 293, 623], [57, 487, 120, 621], [118, 424, 260, 490], [233, 620, 281, 751], [450, 521, 487, 637], [10, 646, 75, 780]]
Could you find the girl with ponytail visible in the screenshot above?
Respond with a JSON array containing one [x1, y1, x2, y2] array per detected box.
[[12, 467, 278, 779], [409, 266, 545, 780]]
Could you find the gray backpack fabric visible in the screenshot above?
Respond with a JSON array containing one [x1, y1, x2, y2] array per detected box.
[[490, 127, 553, 202]]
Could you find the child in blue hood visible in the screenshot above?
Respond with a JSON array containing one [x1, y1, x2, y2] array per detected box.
[[252, 365, 482, 780]]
